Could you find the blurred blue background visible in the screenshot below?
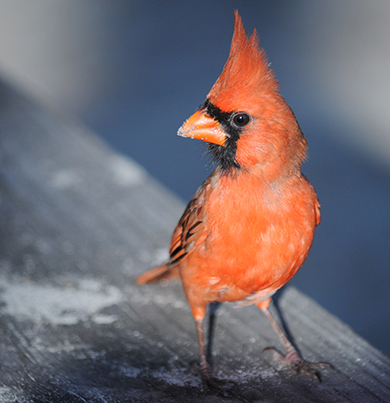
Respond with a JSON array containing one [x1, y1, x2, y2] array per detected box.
[[0, 1, 389, 356]]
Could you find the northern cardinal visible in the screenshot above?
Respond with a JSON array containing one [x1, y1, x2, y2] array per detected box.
[[137, 11, 328, 389]]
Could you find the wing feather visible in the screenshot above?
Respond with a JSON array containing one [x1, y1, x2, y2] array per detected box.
[[169, 181, 208, 266]]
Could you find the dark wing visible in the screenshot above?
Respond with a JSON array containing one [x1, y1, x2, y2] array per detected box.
[[136, 178, 209, 284], [169, 180, 208, 266]]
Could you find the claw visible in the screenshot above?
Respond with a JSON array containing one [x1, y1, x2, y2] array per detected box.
[[263, 347, 334, 382], [191, 361, 236, 396]]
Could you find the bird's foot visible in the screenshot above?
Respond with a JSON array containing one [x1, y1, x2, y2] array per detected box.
[[263, 347, 333, 382], [191, 362, 236, 396]]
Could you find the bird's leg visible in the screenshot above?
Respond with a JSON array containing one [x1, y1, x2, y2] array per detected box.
[[206, 301, 221, 368], [259, 302, 332, 381], [193, 309, 235, 394], [195, 317, 212, 382]]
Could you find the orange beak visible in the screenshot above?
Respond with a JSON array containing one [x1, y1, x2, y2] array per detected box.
[[177, 108, 226, 146]]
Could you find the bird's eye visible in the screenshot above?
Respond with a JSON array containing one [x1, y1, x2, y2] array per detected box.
[[232, 113, 251, 128]]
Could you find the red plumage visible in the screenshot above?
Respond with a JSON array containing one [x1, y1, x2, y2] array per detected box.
[[137, 11, 329, 390]]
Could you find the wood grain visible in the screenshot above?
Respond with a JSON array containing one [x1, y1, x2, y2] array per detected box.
[[0, 80, 389, 402]]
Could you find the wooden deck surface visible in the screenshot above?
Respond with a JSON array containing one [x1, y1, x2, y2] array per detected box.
[[0, 79, 389, 402]]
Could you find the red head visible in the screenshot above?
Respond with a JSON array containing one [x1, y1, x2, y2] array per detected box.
[[179, 11, 307, 178]]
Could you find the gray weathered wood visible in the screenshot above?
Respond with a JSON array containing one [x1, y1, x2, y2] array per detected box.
[[0, 79, 389, 402]]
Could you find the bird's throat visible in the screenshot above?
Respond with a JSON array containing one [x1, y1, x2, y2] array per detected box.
[[208, 142, 240, 173]]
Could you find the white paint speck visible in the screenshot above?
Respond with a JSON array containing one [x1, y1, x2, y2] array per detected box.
[[150, 367, 199, 387], [121, 366, 142, 378], [108, 156, 145, 187], [92, 314, 118, 324], [51, 169, 79, 189], [0, 277, 123, 325], [0, 386, 20, 402]]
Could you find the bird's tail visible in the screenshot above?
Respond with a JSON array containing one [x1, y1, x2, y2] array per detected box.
[[135, 263, 180, 284]]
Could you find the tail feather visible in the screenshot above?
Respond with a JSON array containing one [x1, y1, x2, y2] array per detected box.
[[136, 263, 180, 284]]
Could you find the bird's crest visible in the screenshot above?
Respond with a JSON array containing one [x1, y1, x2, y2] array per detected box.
[[208, 11, 278, 112]]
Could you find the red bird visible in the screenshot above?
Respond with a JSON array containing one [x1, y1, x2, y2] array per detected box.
[[137, 11, 328, 388]]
